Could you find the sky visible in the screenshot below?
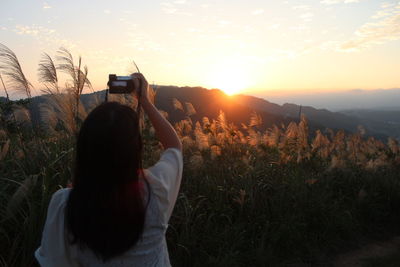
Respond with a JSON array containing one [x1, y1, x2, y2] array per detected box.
[[0, 0, 400, 99]]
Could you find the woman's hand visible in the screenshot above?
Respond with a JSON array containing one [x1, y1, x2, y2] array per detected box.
[[131, 73, 150, 103], [132, 73, 182, 151]]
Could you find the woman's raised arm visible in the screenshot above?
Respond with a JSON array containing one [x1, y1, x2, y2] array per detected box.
[[132, 73, 182, 152]]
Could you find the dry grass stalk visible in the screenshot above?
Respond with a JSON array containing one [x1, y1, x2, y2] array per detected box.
[[195, 122, 209, 150], [0, 43, 33, 98], [181, 136, 195, 148], [13, 106, 31, 126], [202, 117, 210, 127], [189, 152, 204, 170], [248, 128, 261, 146], [0, 73, 10, 100], [38, 52, 59, 94], [217, 111, 228, 132], [0, 139, 10, 161], [40, 94, 79, 134], [388, 138, 400, 155], [168, 108, 398, 170], [329, 155, 346, 170], [185, 102, 196, 116], [173, 98, 184, 111], [6, 175, 38, 219], [56, 47, 92, 125], [264, 125, 281, 146], [39, 102, 58, 131], [36, 48, 92, 134], [159, 110, 169, 119], [233, 189, 246, 207], [0, 130, 7, 141], [305, 179, 318, 185], [210, 145, 221, 159], [249, 111, 262, 127]]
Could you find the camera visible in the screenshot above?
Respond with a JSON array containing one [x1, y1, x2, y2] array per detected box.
[[107, 74, 138, 94]]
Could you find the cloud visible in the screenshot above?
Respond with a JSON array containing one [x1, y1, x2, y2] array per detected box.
[[15, 25, 55, 36], [299, 12, 314, 21], [13, 24, 76, 49], [43, 2, 51, 9], [160, 1, 191, 15], [268, 23, 280, 30], [339, 2, 400, 51], [103, 9, 111, 14], [125, 29, 165, 52], [290, 24, 310, 31], [320, 0, 361, 4], [252, 9, 264, 15], [293, 5, 311, 10], [218, 20, 231, 26]]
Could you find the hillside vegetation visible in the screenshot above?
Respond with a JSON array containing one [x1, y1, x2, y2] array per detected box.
[[1, 44, 400, 266], [12, 85, 395, 141]]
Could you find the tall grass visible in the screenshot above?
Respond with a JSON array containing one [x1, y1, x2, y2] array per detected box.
[[0, 43, 33, 99], [0, 45, 400, 266], [0, 74, 10, 101]]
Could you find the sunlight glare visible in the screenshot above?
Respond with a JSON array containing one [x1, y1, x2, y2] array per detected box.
[[207, 60, 250, 95]]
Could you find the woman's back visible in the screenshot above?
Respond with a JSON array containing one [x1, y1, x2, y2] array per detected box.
[[35, 148, 183, 267], [35, 73, 183, 266]]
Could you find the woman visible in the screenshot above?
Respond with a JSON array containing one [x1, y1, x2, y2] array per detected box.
[[35, 73, 183, 266]]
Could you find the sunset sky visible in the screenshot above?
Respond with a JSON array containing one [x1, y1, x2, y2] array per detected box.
[[1, 0, 399, 98]]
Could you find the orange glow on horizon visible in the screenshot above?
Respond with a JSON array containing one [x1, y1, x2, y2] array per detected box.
[[206, 59, 252, 96]]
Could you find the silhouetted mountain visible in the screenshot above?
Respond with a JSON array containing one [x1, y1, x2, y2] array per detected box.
[[233, 94, 362, 133], [339, 109, 400, 139], [154, 86, 298, 131], [154, 86, 389, 139], [8, 86, 397, 140]]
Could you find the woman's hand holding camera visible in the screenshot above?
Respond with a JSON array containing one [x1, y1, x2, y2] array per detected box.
[[130, 73, 150, 103], [131, 73, 182, 151]]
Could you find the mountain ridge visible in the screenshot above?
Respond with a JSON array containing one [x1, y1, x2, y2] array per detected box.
[[2, 86, 398, 140]]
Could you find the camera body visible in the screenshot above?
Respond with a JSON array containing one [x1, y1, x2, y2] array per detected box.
[[107, 74, 138, 94]]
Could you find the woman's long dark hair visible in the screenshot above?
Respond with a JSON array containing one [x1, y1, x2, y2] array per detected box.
[[66, 101, 148, 262]]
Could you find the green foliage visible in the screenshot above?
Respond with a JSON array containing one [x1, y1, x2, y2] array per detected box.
[[362, 252, 400, 267], [0, 133, 74, 266], [0, 99, 30, 134], [1, 126, 400, 266], [0, 93, 399, 267], [167, 148, 400, 266], [2, 43, 397, 265]]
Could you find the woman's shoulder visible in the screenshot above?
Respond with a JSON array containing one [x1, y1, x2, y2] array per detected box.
[[48, 188, 72, 209], [52, 187, 71, 198], [144, 148, 183, 189], [146, 148, 183, 176]]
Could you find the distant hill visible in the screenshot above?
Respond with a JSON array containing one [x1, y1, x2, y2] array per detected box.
[[5, 86, 397, 140], [232, 94, 363, 133], [154, 86, 297, 131], [154, 86, 388, 139], [339, 109, 400, 140], [258, 88, 400, 111]]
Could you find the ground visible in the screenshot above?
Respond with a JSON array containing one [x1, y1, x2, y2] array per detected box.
[[334, 236, 400, 267]]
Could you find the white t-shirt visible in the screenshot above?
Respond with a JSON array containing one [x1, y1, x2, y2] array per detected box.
[[35, 148, 183, 267]]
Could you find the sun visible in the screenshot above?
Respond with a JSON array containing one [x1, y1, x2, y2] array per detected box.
[[207, 60, 250, 95]]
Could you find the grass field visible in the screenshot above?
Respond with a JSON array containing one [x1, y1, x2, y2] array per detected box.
[[1, 102, 400, 266], [1, 45, 400, 266]]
